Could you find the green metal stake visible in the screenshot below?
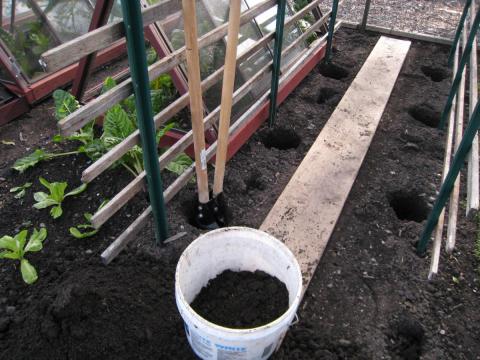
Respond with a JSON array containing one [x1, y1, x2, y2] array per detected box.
[[448, 0, 472, 67], [417, 101, 480, 255], [325, 0, 339, 62], [268, 0, 287, 128], [120, 0, 168, 244], [439, 6, 480, 129]]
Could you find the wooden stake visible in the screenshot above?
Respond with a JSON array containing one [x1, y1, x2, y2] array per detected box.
[[467, 0, 479, 216], [81, 0, 326, 183], [429, 42, 459, 279], [446, 29, 467, 253], [182, 0, 209, 204], [213, 0, 242, 196]]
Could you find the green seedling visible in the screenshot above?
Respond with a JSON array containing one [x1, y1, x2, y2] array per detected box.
[[33, 177, 87, 219], [0, 228, 47, 284], [10, 182, 32, 199], [69, 200, 108, 239]]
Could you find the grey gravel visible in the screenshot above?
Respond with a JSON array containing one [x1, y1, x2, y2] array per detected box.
[[317, 0, 464, 38]]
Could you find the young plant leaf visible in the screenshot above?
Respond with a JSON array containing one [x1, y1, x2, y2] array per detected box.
[[12, 149, 50, 173], [166, 153, 194, 176], [50, 205, 63, 219], [0, 250, 18, 259], [34, 178, 87, 219], [20, 259, 38, 284], [52, 89, 80, 121], [24, 228, 47, 253], [65, 183, 87, 197], [14, 230, 28, 254], [101, 76, 117, 94], [0, 228, 46, 284], [69, 200, 107, 239], [0, 236, 17, 252], [10, 182, 32, 199]]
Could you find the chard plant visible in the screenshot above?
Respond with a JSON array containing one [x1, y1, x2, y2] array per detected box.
[[0, 228, 47, 284], [69, 200, 108, 239], [10, 182, 32, 199], [33, 177, 87, 219], [13, 77, 193, 177]]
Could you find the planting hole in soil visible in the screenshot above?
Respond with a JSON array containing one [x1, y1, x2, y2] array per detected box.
[[388, 191, 429, 222], [317, 87, 341, 105], [407, 103, 441, 128], [389, 317, 425, 360], [420, 65, 448, 82], [260, 127, 301, 150], [190, 270, 289, 329], [318, 62, 350, 80]]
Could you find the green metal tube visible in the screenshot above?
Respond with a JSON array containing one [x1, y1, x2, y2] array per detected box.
[[448, 0, 472, 67], [417, 101, 480, 255], [325, 0, 339, 62], [268, 0, 287, 128], [439, 6, 480, 129], [120, 0, 168, 244]]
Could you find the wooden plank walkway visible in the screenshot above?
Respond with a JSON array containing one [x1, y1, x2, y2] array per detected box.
[[260, 36, 411, 292]]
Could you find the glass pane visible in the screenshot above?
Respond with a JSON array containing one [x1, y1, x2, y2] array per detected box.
[[38, 0, 95, 43], [245, 0, 307, 68], [0, 0, 59, 79]]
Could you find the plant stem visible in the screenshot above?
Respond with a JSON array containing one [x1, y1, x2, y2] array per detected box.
[[121, 162, 139, 178], [48, 150, 81, 158]]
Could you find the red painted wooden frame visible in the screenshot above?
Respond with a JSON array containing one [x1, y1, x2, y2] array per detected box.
[[226, 42, 327, 160]]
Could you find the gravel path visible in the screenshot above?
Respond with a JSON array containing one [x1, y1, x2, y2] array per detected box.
[[318, 0, 465, 38]]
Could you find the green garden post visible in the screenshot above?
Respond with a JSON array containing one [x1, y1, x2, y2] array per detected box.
[[448, 0, 472, 67], [120, 0, 168, 244], [417, 101, 480, 255], [268, 0, 287, 128], [439, 6, 480, 129], [325, 0, 339, 62]]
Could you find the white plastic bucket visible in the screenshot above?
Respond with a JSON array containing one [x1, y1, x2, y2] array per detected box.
[[175, 226, 302, 360]]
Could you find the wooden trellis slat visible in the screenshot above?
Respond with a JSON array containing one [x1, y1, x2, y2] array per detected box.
[[56, 0, 277, 136], [40, 0, 176, 72], [467, 0, 479, 215], [100, 27, 339, 262], [81, 0, 329, 183], [90, 11, 336, 229]]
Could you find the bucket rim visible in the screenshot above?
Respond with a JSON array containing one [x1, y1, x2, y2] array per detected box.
[[175, 226, 303, 335]]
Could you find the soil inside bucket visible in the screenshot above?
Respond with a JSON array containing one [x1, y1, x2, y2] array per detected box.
[[190, 270, 289, 329]]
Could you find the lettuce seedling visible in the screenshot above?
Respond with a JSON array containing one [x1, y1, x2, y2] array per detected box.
[[33, 177, 87, 219], [69, 200, 108, 239], [10, 182, 32, 199], [0, 228, 47, 284]]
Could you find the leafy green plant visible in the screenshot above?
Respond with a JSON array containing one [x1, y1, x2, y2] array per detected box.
[[33, 177, 87, 219], [10, 182, 32, 199], [69, 200, 108, 239], [13, 148, 80, 173], [13, 77, 191, 177], [0, 228, 47, 284]]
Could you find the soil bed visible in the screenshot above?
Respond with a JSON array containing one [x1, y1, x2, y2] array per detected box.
[[191, 270, 289, 329], [0, 28, 479, 360]]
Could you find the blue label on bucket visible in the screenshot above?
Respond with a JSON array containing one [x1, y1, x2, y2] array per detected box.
[[190, 330, 213, 359], [214, 344, 247, 360]]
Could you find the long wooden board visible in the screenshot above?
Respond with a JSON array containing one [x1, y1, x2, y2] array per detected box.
[[260, 36, 411, 291]]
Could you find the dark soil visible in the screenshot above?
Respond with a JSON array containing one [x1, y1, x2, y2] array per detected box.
[[190, 270, 289, 329], [421, 65, 449, 83], [0, 28, 479, 360], [408, 102, 442, 128], [259, 127, 301, 150], [318, 62, 350, 80]]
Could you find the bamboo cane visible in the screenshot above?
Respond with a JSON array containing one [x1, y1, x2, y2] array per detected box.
[[213, 0, 242, 197], [182, 0, 210, 205]]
